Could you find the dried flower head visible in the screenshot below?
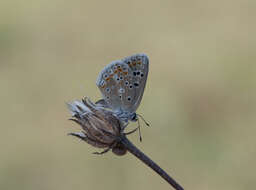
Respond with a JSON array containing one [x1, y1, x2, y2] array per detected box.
[[67, 97, 129, 155]]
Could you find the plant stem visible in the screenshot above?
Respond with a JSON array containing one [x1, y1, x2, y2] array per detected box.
[[121, 136, 184, 190]]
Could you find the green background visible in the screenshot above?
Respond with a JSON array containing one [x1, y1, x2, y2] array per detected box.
[[1, 0, 255, 189]]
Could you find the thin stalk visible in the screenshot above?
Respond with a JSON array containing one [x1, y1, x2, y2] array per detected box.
[[121, 136, 184, 190]]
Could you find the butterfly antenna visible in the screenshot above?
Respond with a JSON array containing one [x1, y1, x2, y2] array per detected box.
[[137, 114, 150, 127], [138, 118, 142, 142]]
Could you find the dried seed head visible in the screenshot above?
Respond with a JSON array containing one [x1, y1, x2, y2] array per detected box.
[[67, 97, 126, 154]]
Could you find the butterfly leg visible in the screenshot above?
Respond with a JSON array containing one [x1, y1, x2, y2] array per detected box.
[[124, 127, 138, 135], [120, 121, 129, 132]]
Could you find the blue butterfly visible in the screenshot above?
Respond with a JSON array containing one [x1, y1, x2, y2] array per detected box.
[[96, 54, 149, 125]]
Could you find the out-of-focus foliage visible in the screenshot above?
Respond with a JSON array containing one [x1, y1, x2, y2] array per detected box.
[[0, 0, 255, 190]]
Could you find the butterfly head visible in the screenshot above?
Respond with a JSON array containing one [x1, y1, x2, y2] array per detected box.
[[115, 111, 137, 123]]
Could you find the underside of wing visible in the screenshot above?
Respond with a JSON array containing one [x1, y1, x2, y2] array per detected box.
[[96, 54, 149, 113], [96, 60, 135, 112], [122, 53, 149, 112]]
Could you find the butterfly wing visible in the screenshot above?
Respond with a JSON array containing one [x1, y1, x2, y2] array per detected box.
[[122, 54, 149, 112], [96, 53, 149, 114], [96, 60, 133, 112]]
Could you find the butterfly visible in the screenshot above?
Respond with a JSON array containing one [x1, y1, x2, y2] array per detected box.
[[95, 53, 149, 125]]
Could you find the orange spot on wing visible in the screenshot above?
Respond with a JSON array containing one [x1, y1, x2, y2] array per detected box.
[[137, 61, 142, 64], [118, 68, 122, 72], [114, 70, 118, 73], [123, 72, 128, 75], [132, 62, 136, 66], [106, 78, 110, 81]]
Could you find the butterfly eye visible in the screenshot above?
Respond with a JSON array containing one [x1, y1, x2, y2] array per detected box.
[[119, 76, 123, 80], [127, 96, 132, 101], [140, 72, 144, 77], [133, 71, 137, 76], [129, 84, 133, 89], [125, 81, 129, 86], [131, 113, 137, 121]]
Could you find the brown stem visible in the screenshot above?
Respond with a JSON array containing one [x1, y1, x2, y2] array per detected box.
[[121, 136, 184, 190]]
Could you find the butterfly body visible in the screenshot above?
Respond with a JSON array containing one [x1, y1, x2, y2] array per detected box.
[[96, 53, 149, 123]]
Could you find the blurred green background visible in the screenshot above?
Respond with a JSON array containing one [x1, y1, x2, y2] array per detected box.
[[1, 0, 255, 189]]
